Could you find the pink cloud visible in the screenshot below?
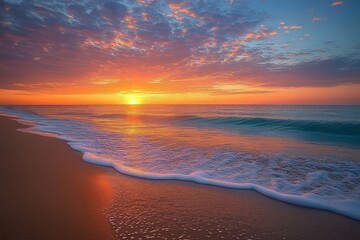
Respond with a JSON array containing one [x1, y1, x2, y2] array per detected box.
[[331, 1, 344, 6], [312, 17, 322, 21]]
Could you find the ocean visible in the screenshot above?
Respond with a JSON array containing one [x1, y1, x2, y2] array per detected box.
[[1, 105, 359, 220]]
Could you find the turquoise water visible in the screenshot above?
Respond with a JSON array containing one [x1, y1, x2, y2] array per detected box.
[[1, 105, 360, 220]]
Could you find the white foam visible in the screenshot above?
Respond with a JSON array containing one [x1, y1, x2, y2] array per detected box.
[[82, 152, 360, 220]]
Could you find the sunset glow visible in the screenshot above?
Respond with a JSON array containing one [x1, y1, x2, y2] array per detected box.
[[1, 1, 360, 235], [0, 0, 359, 104]]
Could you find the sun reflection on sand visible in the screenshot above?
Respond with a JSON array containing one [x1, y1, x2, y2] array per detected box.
[[93, 174, 114, 202]]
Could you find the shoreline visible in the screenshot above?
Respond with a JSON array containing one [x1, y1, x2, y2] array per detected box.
[[1, 115, 360, 239], [2, 108, 359, 221]]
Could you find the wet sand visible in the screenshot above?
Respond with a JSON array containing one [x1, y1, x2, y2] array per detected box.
[[1, 116, 359, 240]]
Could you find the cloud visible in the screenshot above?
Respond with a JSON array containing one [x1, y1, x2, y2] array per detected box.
[[279, 25, 303, 30], [331, 1, 344, 6], [266, 57, 360, 87], [243, 25, 277, 42], [312, 17, 322, 21]]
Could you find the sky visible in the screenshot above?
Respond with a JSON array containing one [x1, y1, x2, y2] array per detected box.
[[0, 0, 359, 104]]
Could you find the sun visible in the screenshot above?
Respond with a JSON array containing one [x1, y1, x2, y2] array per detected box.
[[129, 99, 137, 105], [123, 94, 142, 105]]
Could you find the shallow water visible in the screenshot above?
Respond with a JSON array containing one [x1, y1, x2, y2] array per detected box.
[[1, 105, 359, 220]]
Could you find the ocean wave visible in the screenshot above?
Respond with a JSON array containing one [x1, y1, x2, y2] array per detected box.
[[57, 111, 360, 139], [1, 106, 360, 221], [175, 115, 360, 136]]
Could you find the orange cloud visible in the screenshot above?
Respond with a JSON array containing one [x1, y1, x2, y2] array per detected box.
[[243, 29, 277, 42], [123, 15, 137, 30], [168, 3, 196, 20]]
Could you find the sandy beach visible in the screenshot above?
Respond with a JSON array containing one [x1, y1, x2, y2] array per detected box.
[[0, 116, 115, 240], [1, 115, 360, 240]]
